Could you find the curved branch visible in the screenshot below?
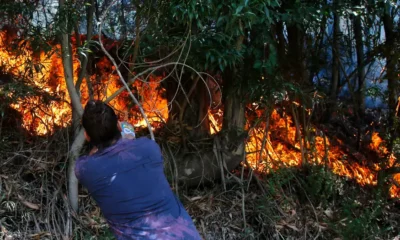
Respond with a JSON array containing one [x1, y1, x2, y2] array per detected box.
[[98, 0, 155, 140], [98, 1, 222, 133]]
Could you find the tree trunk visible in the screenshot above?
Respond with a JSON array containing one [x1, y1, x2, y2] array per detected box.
[[222, 31, 246, 149], [219, 32, 247, 175], [222, 76, 245, 136], [59, 0, 84, 213], [176, 34, 246, 188], [275, 21, 286, 68], [353, 0, 366, 117], [331, 0, 340, 102], [176, 69, 245, 188], [67, 130, 85, 211], [75, 0, 95, 94], [163, 73, 196, 146], [382, 1, 397, 124], [287, 24, 309, 84], [194, 80, 211, 138], [352, 0, 366, 149], [328, 0, 341, 120]]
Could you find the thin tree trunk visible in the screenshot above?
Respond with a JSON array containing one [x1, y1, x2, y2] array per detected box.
[[59, 0, 84, 213], [330, 0, 340, 109], [287, 24, 299, 80], [287, 24, 309, 83], [75, 0, 95, 93], [119, 1, 127, 40], [353, 0, 366, 116], [276, 21, 286, 67], [67, 130, 85, 211], [196, 81, 210, 137], [315, 13, 327, 58], [382, 1, 397, 124], [221, 28, 246, 158], [353, 0, 365, 149]]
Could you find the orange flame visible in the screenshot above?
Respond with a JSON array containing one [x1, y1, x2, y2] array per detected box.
[[208, 107, 400, 198], [1, 30, 400, 199], [0, 32, 167, 135]]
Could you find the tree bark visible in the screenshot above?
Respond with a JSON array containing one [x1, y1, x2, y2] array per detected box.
[[176, 68, 245, 188], [328, 0, 341, 120], [75, 0, 95, 93], [194, 79, 210, 138], [287, 23, 309, 84], [220, 32, 246, 168], [331, 0, 340, 103], [353, 0, 366, 117], [382, 1, 397, 123], [275, 21, 286, 68], [177, 33, 247, 188], [59, 0, 84, 213]]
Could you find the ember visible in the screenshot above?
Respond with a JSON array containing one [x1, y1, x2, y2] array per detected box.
[[1, 30, 399, 199]]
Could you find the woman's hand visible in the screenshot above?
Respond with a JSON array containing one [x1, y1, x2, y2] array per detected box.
[[119, 121, 136, 139]]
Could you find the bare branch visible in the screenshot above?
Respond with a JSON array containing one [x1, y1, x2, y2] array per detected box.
[[97, 1, 222, 134], [75, 0, 95, 93], [98, 0, 155, 140]]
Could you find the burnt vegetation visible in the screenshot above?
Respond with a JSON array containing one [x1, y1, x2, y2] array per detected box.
[[0, 0, 400, 239]]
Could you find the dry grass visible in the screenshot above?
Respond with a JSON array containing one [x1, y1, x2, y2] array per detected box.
[[1, 128, 400, 240]]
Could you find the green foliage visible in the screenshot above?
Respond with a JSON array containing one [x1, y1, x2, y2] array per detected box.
[[258, 167, 297, 221], [75, 227, 115, 240], [111, 0, 344, 104], [0, 1, 37, 24], [366, 85, 385, 99], [265, 165, 342, 206], [255, 165, 399, 239], [131, 0, 289, 92], [54, 1, 83, 35], [330, 197, 391, 239], [298, 165, 342, 205]]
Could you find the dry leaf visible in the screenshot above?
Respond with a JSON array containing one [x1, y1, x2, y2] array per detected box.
[[291, 210, 296, 216], [275, 224, 284, 230], [286, 224, 300, 232], [18, 194, 40, 210], [318, 223, 328, 230], [28, 232, 51, 240], [190, 196, 203, 201], [324, 208, 333, 219]]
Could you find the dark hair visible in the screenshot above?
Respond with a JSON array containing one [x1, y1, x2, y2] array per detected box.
[[82, 100, 121, 149]]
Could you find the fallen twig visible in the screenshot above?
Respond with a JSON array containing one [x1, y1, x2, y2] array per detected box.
[[166, 143, 179, 196]]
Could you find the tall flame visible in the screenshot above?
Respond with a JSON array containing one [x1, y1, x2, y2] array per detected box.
[[0, 32, 167, 135], [244, 109, 378, 184]]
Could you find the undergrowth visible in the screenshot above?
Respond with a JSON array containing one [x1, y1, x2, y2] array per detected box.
[[1, 126, 400, 240], [254, 165, 400, 240]]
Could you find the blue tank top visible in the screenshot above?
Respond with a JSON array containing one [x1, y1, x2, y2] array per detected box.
[[75, 137, 201, 239]]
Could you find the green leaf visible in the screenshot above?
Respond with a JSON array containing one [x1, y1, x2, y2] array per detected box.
[[236, 5, 244, 14], [210, 55, 215, 63], [253, 60, 262, 69]]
